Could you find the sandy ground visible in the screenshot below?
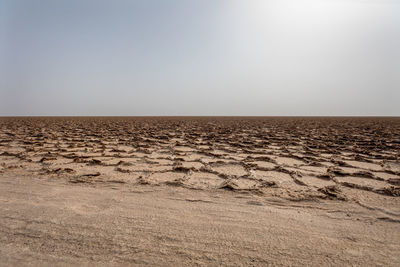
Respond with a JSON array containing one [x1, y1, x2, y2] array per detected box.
[[1, 117, 400, 265], [1, 174, 399, 266]]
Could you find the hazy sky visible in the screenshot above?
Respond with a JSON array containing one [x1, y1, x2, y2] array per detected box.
[[1, 0, 399, 116]]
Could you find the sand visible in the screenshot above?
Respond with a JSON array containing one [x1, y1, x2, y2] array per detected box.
[[0, 117, 399, 266]]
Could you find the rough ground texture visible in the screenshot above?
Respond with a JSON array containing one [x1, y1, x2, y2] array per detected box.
[[0, 117, 400, 266]]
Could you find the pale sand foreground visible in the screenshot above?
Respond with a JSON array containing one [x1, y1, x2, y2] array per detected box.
[[0, 174, 399, 266]]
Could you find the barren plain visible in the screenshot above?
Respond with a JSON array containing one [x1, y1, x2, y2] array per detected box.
[[0, 117, 400, 266]]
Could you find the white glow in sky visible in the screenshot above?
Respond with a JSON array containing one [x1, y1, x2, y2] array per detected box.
[[1, 0, 399, 115]]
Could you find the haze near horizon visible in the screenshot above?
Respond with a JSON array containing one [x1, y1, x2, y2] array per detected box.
[[1, 0, 399, 116]]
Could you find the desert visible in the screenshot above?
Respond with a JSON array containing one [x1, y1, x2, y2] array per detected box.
[[0, 116, 399, 266], [3, 0, 400, 265]]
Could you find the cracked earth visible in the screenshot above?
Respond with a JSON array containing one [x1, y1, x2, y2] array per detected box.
[[0, 117, 399, 266]]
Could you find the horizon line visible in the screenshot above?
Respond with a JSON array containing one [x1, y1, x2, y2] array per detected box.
[[1, 115, 399, 118]]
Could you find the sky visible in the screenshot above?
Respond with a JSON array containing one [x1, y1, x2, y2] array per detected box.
[[1, 0, 399, 116]]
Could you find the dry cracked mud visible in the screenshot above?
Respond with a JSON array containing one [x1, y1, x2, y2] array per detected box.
[[1, 117, 399, 266]]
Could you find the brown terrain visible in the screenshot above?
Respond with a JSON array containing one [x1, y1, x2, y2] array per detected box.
[[0, 117, 399, 266]]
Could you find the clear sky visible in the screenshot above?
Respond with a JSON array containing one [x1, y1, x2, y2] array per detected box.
[[1, 0, 399, 116]]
